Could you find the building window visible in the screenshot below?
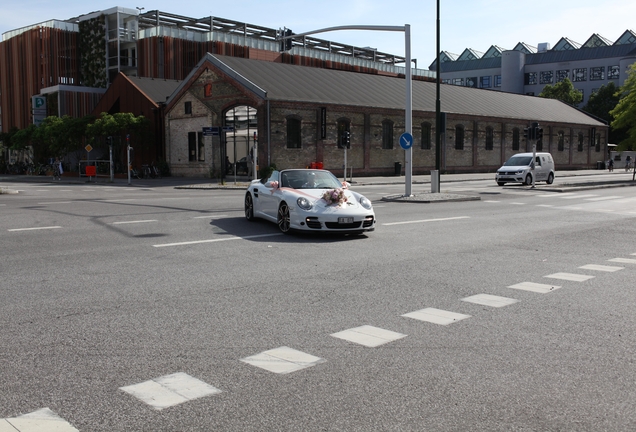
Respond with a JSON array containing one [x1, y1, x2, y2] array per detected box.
[[442, 79, 452, 84], [382, 120, 394, 149], [596, 134, 601, 152], [465, 77, 477, 88], [204, 83, 212, 97], [485, 127, 494, 150], [608, 65, 620, 80], [590, 67, 605, 81], [480, 76, 491, 88], [540, 71, 553, 84], [577, 133, 584, 152], [187, 132, 203, 161], [556, 70, 569, 82], [558, 131, 565, 151], [455, 125, 464, 150], [512, 128, 520, 150], [573, 68, 587, 82], [494, 75, 502, 87], [337, 119, 350, 149], [286, 118, 301, 149], [184, 101, 192, 115], [421, 122, 432, 149], [453, 78, 464, 86], [524, 72, 537, 85]]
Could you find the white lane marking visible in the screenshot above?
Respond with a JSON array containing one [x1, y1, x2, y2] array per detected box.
[[331, 325, 407, 347], [37, 201, 73, 205], [560, 194, 598, 200], [461, 294, 519, 308], [8, 226, 62, 232], [537, 192, 576, 198], [241, 346, 325, 374], [101, 198, 136, 202], [508, 282, 561, 293], [120, 372, 221, 410], [153, 233, 282, 248], [383, 216, 470, 226], [545, 272, 595, 282], [585, 196, 622, 201], [2, 407, 79, 431], [510, 202, 526, 205], [537, 204, 554, 207], [609, 257, 636, 264], [483, 200, 500, 203], [402, 308, 471, 325], [579, 264, 624, 272], [193, 214, 228, 219], [0, 204, 6, 206], [111, 220, 158, 225]]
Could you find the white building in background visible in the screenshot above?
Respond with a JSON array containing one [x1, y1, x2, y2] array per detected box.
[[430, 30, 636, 106]]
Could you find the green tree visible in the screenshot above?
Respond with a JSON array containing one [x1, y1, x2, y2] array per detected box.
[[610, 63, 636, 150], [582, 82, 627, 145], [539, 77, 583, 105]]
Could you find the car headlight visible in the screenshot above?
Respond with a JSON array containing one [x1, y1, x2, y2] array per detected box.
[[297, 197, 313, 210], [359, 196, 372, 210]]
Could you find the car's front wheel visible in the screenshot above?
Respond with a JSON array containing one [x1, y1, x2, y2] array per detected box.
[[524, 174, 533, 185], [546, 172, 554, 185], [245, 192, 255, 221], [497, 181, 505, 186], [277, 202, 291, 234]]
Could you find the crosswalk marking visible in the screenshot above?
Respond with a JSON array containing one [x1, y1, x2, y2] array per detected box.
[[1, 408, 79, 432], [461, 294, 519, 308], [402, 308, 471, 325], [331, 325, 407, 347], [609, 257, 636, 264], [241, 346, 325, 374], [544, 272, 595, 282], [508, 281, 561, 293], [120, 372, 221, 410], [579, 264, 624, 272]]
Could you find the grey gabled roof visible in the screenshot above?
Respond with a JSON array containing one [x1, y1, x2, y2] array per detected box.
[[199, 54, 605, 127], [128, 76, 182, 104]]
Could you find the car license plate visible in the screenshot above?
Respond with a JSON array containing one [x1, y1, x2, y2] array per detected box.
[[338, 217, 354, 224]]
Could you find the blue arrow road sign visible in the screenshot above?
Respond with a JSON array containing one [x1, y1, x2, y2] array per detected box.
[[399, 132, 413, 150]]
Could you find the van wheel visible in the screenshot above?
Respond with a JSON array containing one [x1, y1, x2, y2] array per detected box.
[[524, 174, 533, 185], [497, 182, 505, 186], [546, 172, 554, 185]]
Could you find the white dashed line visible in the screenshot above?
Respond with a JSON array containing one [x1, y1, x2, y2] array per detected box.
[[383, 216, 470, 226], [402, 308, 471, 325], [241, 346, 325, 374], [508, 282, 561, 293], [153, 233, 282, 247], [461, 294, 519, 308], [579, 264, 623, 272], [544, 272, 595, 282], [331, 325, 407, 347], [609, 257, 636, 264], [8, 226, 62, 232], [111, 220, 158, 225]]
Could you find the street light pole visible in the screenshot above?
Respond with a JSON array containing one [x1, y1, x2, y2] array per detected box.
[[434, 0, 442, 193], [280, 25, 412, 196]]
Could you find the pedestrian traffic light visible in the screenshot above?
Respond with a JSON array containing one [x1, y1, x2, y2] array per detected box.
[[344, 131, 350, 149], [536, 128, 543, 141], [523, 127, 529, 140]]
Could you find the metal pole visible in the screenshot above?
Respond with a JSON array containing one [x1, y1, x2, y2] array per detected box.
[[109, 138, 114, 182], [434, 0, 442, 193], [404, 24, 413, 197]]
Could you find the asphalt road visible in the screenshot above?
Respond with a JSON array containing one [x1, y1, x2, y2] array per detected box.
[[1, 178, 636, 431]]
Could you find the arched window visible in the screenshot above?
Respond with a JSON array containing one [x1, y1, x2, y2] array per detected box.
[[558, 131, 565, 151], [421, 122, 432, 149], [577, 133, 584, 152], [382, 120, 394, 149], [455, 125, 464, 150], [287, 117, 301, 149], [337, 119, 350, 148], [512, 128, 520, 151], [485, 127, 494, 150]]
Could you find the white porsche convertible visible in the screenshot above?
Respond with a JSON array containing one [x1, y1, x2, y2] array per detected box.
[[244, 169, 376, 234]]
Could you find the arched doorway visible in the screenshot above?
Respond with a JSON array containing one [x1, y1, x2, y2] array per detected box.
[[224, 105, 257, 176]]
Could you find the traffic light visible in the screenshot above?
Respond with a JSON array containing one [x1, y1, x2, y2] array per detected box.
[[523, 127, 529, 140], [279, 28, 293, 51], [338, 131, 350, 149], [536, 127, 543, 141]]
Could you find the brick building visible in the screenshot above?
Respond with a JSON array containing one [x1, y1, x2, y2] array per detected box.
[[164, 54, 607, 177]]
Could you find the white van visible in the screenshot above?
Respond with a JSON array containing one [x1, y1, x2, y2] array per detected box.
[[495, 152, 555, 186]]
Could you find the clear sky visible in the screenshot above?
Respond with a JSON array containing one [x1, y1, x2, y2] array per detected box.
[[2, 0, 635, 70]]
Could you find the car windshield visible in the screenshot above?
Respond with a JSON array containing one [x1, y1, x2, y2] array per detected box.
[[280, 170, 343, 189], [504, 156, 532, 166]]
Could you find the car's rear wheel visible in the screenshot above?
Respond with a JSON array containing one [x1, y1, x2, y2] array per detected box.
[[245, 192, 255, 221], [524, 174, 533, 185], [277, 202, 291, 234], [546, 172, 554, 185]]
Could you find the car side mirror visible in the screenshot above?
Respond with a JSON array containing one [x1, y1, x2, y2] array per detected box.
[[266, 181, 279, 189], [341, 181, 350, 189]]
